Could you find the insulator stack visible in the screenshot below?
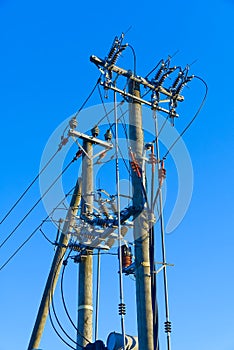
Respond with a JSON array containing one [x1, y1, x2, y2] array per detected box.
[[172, 71, 183, 89], [164, 321, 172, 333], [107, 36, 118, 60], [175, 75, 194, 95], [130, 161, 141, 178], [158, 67, 176, 86], [119, 244, 132, 268], [154, 62, 165, 81], [99, 202, 109, 217], [118, 303, 126, 315], [148, 153, 157, 164], [110, 200, 117, 215], [91, 125, 100, 137]]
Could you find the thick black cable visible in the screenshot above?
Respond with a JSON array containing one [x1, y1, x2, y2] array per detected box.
[[49, 250, 77, 349], [0, 186, 75, 272], [48, 309, 76, 350], [0, 152, 80, 249], [127, 44, 137, 75], [162, 76, 208, 160], [50, 251, 79, 347], [74, 76, 101, 118], [60, 257, 91, 343], [40, 227, 55, 246], [0, 148, 60, 226], [145, 59, 164, 79]]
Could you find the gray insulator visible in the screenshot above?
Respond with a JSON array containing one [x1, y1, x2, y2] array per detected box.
[[69, 117, 78, 130], [91, 125, 100, 137], [104, 129, 112, 141]]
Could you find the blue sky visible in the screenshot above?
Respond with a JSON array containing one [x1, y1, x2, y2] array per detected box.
[[0, 0, 234, 349]]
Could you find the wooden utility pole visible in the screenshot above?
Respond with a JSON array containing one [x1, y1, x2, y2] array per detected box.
[[77, 140, 93, 348], [28, 179, 82, 350], [129, 80, 154, 350]]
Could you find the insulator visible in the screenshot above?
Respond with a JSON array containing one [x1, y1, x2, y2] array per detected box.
[[119, 244, 132, 268], [130, 161, 141, 178], [164, 321, 172, 333], [100, 203, 109, 217], [121, 226, 128, 237], [110, 200, 117, 215], [69, 117, 78, 130], [171, 71, 183, 89], [175, 75, 194, 95], [104, 129, 112, 141], [107, 36, 118, 60], [158, 67, 176, 86], [91, 125, 100, 137], [118, 303, 126, 315], [106, 237, 116, 248], [154, 61, 165, 81]]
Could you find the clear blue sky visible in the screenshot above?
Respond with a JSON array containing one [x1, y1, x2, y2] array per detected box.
[[1, 0, 234, 349]]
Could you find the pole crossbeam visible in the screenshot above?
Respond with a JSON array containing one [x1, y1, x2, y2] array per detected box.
[[90, 55, 184, 101]]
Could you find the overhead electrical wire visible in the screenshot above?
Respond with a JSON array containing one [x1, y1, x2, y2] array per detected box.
[[0, 186, 76, 272], [0, 75, 100, 228], [39, 227, 55, 246], [114, 88, 126, 350], [162, 75, 208, 160], [0, 151, 82, 250], [0, 148, 60, 226], [97, 84, 132, 177]]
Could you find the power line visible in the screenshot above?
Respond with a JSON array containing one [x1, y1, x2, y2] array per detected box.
[[0, 186, 76, 272], [0, 151, 82, 250], [0, 76, 100, 228], [0, 148, 60, 226], [162, 75, 208, 160], [74, 76, 101, 118]]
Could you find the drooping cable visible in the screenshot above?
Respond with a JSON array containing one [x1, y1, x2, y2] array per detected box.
[[74, 76, 101, 118], [162, 76, 208, 160], [60, 255, 91, 343], [50, 250, 79, 347], [0, 151, 82, 250], [48, 248, 82, 350], [0, 78, 100, 227], [127, 44, 137, 75], [0, 186, 75, 271]]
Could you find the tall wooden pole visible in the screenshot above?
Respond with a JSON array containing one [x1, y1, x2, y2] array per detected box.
[[28, 179, 82, 350], [77, 140, 93, 348], [129, 80, 154, 350]]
